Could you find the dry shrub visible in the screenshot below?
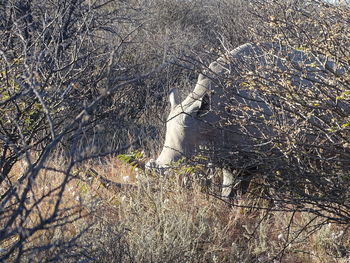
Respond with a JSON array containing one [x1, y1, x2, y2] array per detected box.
[[2, 1, 350, 261]]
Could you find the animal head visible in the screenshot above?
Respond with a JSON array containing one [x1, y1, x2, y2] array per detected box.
[[146, 51, 234, 172], [146, 73, 214, 172]]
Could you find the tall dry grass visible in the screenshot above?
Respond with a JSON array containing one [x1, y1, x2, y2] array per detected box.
[[59, 159, 350, 262], [3, 157, 350, 262]]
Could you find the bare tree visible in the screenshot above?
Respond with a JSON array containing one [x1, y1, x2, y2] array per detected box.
[[0, 0, 167, 261]]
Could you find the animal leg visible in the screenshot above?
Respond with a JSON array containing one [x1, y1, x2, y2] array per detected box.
[[222, 168, 235, 199], [222, 168, 252, 199]]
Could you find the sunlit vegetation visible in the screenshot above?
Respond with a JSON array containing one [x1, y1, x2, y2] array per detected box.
[[1, 0, 350, 262]]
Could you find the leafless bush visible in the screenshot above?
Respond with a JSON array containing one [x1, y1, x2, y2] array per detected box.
[[0, 0, 255, 260], [0, 0, 163, 261], [3, 0, 349, 261]]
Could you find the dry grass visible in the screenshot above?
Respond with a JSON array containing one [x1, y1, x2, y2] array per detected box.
[[70, 158, 350, 263], [2, 157, 350, 262], [3, 157, 85, 260]]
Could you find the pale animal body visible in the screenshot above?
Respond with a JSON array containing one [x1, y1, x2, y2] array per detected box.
[[146, 43, 345, 198]]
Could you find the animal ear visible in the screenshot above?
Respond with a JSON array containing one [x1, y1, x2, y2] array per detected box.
[[169, 88, 180, 110]]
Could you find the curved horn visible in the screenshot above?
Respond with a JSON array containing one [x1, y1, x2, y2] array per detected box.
[[180, 73, 211, 112]]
